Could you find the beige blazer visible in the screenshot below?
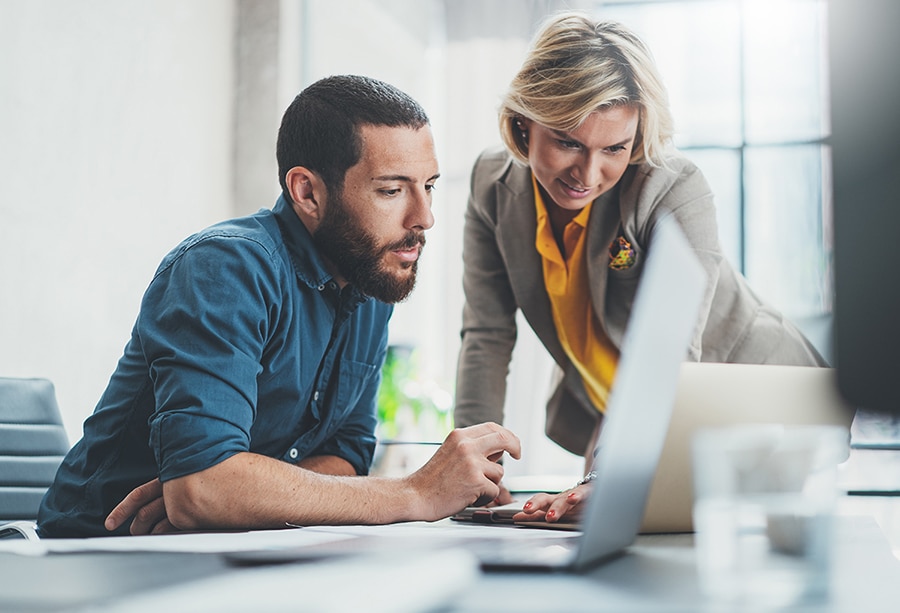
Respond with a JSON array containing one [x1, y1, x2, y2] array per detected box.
[[454, 147, 825, 456]]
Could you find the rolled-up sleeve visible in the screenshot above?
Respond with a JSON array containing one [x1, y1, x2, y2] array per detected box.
[[310, 357, 382, 474], [140, 233, 281, 482]]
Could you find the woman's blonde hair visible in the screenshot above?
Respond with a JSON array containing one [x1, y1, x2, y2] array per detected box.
[[500, 12, 674, 167]]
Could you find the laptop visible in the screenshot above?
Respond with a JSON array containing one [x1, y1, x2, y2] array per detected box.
[[640, 361, 855, 533], [459, 347, 855, 539], [457, 217, 707, 571]]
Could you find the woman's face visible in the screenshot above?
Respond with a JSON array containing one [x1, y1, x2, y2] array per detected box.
[[523, 105, 639, 212]]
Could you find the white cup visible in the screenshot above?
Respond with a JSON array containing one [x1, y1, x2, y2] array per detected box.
[[692, 424, 849, 606]]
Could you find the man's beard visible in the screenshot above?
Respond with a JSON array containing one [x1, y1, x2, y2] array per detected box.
[[312, 192, 425, 304]]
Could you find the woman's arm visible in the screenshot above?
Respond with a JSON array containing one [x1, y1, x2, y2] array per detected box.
[[454, 155, 521, 429]]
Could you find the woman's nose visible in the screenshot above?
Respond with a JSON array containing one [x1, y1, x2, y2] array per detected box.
[[571, 152, 602, 187]]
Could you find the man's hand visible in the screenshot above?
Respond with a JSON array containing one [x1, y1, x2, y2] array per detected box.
[[104, 478, 177, 535], [478, 482, 515, 507], [405, 422, 521, 521]]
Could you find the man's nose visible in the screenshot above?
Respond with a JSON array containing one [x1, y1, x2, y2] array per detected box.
[[408, 188, 435, 231]]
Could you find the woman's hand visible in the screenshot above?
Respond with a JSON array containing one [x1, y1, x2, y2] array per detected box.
[[511, 483, 592, 524]]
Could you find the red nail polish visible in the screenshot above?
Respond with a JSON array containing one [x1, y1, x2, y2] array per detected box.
[[523, 501, 532, 510], [546, 510, 556, 520], [567, 491, 577, 499]]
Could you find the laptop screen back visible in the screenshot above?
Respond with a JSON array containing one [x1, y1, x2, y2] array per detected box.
[[571, 218, 706, 570]]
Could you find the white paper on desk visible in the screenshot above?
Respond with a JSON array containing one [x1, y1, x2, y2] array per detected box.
[[304, 519, 582, 541], [0, 527, 355, 556]]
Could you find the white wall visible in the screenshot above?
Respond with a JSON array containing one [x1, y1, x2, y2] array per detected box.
[[0, 0, 236, 438], [296, 0, 451, 389], [0, 0, 583, 480], [296, 1, 583, 478]]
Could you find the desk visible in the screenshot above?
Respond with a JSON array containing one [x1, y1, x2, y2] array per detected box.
[[1, 516, 898, 612], [452, 519, 900, 612]]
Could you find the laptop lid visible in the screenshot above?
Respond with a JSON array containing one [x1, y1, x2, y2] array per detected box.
[[566, 217, 706, 571], [641, 362, 855, 534]]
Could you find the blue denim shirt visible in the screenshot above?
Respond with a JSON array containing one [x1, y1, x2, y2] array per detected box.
[[38, 196, 391, 537]]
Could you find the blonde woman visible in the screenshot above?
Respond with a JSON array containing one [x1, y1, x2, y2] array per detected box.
[[453, 13, 825, 523]]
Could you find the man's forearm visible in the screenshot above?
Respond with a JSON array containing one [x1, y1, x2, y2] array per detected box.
[[159, 423, 520, 532], [161, 451, 413, 531], [297, 454, 357, 476], [105, 455, 357, 535]]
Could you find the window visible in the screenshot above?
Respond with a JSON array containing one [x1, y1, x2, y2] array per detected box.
[[595, 0, 832, 318]]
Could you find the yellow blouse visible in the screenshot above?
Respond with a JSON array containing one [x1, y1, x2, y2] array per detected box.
[[533, 176, 619, 413]]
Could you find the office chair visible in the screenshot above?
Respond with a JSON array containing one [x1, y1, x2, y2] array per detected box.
[[0, 377, 70, 540]]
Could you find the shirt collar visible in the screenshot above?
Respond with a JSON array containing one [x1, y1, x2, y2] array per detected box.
[[272, 195, 370, 305], [273, 195, 337, 289], [532, 174, 593, 263]]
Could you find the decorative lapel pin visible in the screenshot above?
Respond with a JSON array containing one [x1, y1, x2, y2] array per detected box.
[[608, 235, 636, 270]]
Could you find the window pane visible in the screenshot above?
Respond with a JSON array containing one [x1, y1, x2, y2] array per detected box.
[[596, 0, 831, 320], [682, 148, 742, 270], [744, 145, 831, 316], [743, 0, 828, 143], [597, 0, 742, 147]]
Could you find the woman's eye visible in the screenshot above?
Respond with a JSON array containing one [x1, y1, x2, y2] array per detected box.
[[607, 145, 627, 154], [557, 139, 581, 150]]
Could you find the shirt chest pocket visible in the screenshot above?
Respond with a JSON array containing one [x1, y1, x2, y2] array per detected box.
[[327, 358, 379, 420], [279, 357, 380, 460]]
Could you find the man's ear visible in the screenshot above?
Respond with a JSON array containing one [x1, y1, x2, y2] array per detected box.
[[285, 167, 325, 220]]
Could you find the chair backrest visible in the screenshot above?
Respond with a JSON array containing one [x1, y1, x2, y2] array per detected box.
[[0, 377, 70, 522]]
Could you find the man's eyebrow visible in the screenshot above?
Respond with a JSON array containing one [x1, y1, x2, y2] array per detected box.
[[371, 173, 441, 182]]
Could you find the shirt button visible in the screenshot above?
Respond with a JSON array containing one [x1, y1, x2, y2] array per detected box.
[[289, 448, 299, 460], [313, 391, 320, 401]]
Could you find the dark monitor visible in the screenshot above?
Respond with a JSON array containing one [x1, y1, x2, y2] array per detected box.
[[830, 0, 900, 413]]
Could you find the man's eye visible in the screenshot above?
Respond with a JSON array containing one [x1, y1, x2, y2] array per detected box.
[[380, 188, 401, 196], [425, 183, 437, 193]]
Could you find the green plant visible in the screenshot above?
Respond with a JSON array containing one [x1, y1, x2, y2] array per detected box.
[[376, 344, 452, 441]]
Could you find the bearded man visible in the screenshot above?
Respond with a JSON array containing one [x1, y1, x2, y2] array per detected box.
[[38, 75, 519, 538]]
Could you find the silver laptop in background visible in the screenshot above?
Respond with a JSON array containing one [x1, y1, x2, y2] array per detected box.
[[473, 216, 706, 571], [640, 362, 855, 534]]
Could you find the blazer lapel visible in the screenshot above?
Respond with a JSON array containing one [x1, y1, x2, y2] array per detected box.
[[585, 186, 623, 345], [494, 163, 567, 364]]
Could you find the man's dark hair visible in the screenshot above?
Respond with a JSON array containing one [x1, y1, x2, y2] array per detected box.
[[276, 75, 430, 198]]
